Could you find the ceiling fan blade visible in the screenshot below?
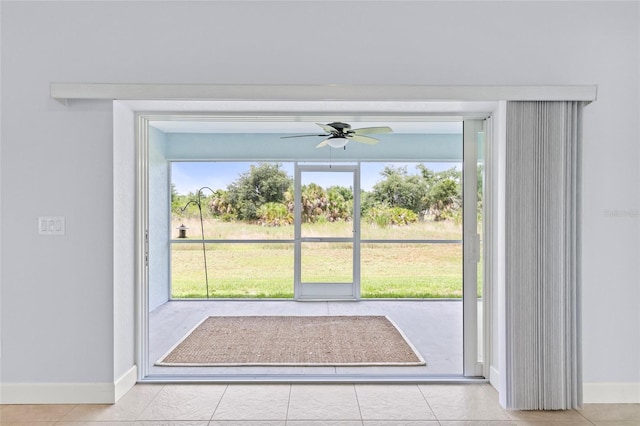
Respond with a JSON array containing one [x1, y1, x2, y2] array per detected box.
[[316, 123, 339, 133], [351, 126, 393, 135], [315, 138, 331, 148], [349, 134, 380, 144], [280, 134, 328, 139]]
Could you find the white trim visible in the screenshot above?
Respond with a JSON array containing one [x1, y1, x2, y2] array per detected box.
[[136, 113, 151, 379], [481, 117, 493, 380], [583, 382, 640, 403], [51, 83, 598, 104], [489, 365, 501, 392], [1, 382, 115, 404], [462, 119, 481, 377], [0, 367, 137, 404], [294, 164, 360, 301], [114, 365, 138, 403], [113, 101, 139, 384], [496, 101, 508, 408]]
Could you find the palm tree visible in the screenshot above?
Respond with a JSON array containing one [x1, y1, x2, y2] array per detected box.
[[326, 186, 352, 222], [301, 183, 328, 223]]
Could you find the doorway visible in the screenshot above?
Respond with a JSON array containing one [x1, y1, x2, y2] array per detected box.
[[295, 164, 360, 300], [141, 115, 487, 381]]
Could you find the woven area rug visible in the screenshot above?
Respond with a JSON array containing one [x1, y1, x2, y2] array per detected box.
[[156, 315, 426, 366]]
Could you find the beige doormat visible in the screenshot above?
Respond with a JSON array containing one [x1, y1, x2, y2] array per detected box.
[[156, 315, 426, 366]]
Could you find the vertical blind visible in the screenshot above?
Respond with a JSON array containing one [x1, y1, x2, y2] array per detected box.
[[505, 101, 583, 410]]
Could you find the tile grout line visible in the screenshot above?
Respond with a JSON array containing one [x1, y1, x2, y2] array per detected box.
[[417, 383, 442, 425], [47, 403, 76, 424], [353, 383, 364, 425], [134, 383, 166, 422], [576, 408, 597, 426], [208, 383, 229, 422], [284, 383, 292, 424]]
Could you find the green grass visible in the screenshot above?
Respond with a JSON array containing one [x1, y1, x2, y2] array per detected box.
[[170, 219, 469, 299], [172, 217, 462, 240]]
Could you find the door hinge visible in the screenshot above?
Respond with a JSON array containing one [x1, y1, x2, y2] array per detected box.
[[144, 229, 149, 267]]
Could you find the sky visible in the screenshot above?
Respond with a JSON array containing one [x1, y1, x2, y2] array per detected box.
[[171, 161, 462, 195]]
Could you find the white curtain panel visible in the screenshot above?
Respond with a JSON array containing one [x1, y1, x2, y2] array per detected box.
[[505, 101, 583, 410]]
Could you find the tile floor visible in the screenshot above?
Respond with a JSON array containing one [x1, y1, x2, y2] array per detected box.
[[2, 383, 639, 425]]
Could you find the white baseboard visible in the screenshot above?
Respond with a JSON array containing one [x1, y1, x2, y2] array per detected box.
[[482, 371, 638, 404], [1, 365, 138, 404], [1, 382, 115, 404], [583, 382, 640, 403], [114, 365, 138, 402], [489, 365, 500, 391]]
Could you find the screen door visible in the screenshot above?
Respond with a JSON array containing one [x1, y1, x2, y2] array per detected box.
[[294, 164, 360, 300]]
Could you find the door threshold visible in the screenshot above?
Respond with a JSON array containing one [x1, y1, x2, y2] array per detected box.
[[139, 373, 487, 384]]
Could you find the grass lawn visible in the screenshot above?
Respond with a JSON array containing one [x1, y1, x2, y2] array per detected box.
[[170, 219, 469, 299]]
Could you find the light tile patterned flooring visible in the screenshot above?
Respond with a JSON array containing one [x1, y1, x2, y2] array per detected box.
[[2, 383, 639, 425]]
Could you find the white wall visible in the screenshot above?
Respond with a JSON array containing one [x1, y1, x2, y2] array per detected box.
[[149, 127, 170, 312], [1, 1, 638, 403]]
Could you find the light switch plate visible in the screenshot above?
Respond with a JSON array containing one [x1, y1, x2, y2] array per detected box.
[[38, 216, 65, 235]]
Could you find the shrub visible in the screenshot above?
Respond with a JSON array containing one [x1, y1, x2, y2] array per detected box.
[[257, 202, 293, 226], [365, 204, 418, 227], [220, 213, 236, 222]]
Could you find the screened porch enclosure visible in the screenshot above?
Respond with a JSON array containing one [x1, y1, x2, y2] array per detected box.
[[143, 116, 485, 380], [147, 119, 475, 304]]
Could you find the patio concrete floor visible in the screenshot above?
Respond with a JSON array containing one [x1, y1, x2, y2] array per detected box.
[[147, 299, 464, 380]]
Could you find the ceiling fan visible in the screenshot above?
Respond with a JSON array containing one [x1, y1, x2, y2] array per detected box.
[[281, 122, 393, 148]]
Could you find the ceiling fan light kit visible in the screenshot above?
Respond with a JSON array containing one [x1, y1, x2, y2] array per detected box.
[[325, 137, 349, 149]]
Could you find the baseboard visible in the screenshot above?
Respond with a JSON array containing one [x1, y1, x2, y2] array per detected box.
[[1, 382, 116, 404], [1, 365, 138, 404], [489, 365, 500, 391], [583, 382, 640, 403], [483, 372, 638, 404], [114, 365, 138, 402]]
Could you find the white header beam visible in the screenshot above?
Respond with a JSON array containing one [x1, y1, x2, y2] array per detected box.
[[51, 83, 597, 105]]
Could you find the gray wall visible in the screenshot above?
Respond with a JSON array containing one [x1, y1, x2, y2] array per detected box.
[[1, 1, 638, 396]]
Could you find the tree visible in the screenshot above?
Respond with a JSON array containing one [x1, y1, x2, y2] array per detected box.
[[171, 184, 183, 214], [369, 166, 428, 215], [420, 166, 462, 221], [326, 186, 352, 222], [208, 189, 235, 218], [300, 183, 327, 223], [172, 188, 209, 218], [225, 163, 293, 221], [426, 178, 460, 221]]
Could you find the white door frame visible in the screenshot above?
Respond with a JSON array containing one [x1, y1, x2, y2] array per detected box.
[[294, 164, 361, 301], [118, 99, 502, 383], [463, 119, 485, 377]]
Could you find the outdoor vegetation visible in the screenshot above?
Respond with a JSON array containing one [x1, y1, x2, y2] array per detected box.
[[170, 162, 482, 299]]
